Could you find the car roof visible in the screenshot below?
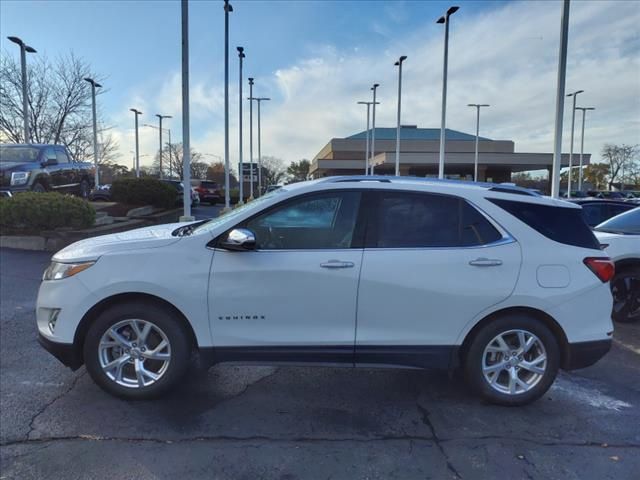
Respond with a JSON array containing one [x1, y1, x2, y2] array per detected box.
[[282, 176, 577, 208], [570, 199, 632, 206]]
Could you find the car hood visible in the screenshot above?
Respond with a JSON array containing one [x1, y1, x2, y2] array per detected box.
[[0, 161, 34, 172], [53, 222, 190, 263]]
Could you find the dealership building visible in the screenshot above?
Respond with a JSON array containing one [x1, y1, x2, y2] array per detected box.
[[310, 126, 589, 184]]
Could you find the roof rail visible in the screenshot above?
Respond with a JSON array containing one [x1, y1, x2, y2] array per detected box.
[[319, 175, 540, 196]]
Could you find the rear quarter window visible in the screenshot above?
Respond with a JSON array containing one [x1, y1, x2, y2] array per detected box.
[[489, 198, 600, 249]]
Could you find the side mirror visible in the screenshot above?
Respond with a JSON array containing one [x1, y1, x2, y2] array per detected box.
[[219, 228, 256, 251]]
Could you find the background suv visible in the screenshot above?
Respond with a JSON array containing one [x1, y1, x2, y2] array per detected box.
[[36, 177, 613, 406]]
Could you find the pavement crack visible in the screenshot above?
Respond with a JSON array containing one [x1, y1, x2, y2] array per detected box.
[[25, 370, 86, 441], [417, 403, 463, 479]]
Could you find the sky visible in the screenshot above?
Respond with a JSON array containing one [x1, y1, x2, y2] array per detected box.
[[1, 0, 639, 170]]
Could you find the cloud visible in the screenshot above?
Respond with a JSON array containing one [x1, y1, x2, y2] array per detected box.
[[111, 0, 640, 170]]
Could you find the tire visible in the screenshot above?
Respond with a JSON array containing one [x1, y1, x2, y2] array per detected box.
[[79, 179, 90, 200], [83, 301, 191, 400], [464, 314, 560, 406], [31, 182, 46, 193], [611, 266, 640, 323]]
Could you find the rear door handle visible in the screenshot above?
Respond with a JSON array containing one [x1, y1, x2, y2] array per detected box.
[[469, 258, 503, 267], [320, 260, 355, 269]]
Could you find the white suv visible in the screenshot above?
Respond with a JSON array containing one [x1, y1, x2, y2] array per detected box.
[[37, 177, 614, 405]]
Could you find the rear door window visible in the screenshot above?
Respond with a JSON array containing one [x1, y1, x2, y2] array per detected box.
[[370, 191, 502, 248], [55, 148, 70, 164]]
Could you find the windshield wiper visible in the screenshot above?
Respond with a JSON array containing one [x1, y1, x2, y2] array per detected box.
[[172, 220, 208, 237]]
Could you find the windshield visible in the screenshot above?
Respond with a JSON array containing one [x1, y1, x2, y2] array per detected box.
[[594, 207, 640, 234], [193, 188, 286, 234], [0, 146, 41, 163]]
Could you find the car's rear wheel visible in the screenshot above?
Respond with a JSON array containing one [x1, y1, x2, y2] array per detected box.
[[464, 315, 560, 406], [84, 301, 191, 399], [611, 267, 640, 323]]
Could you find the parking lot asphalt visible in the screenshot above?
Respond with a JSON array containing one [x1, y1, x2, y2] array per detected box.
[[1, 246, 639, 480]]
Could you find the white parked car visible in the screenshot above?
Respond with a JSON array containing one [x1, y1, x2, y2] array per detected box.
[[37, 177, 615, 405], [594, 207, 640, 323]]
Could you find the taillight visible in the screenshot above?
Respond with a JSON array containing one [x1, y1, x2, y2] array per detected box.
[[583, 257, 615, 283]]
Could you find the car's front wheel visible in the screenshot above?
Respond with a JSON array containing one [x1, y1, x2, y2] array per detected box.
[[84, 301, 191, 399], [464, 315, 560, 406]]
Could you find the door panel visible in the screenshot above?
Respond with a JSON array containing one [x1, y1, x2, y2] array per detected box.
[[208, 190, 364, 348], [356, 242, 521, 346], [355, 190, 522, 349], [209, 249, 363, 346]]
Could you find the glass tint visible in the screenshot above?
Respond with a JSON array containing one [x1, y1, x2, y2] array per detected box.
[[374, 192, 502, 248], [246, 192, 361, 249], [490, 198, 600, 249], [0, 146, 40, 163]]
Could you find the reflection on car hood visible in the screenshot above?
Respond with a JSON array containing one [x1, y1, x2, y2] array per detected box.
[[53, 222, 191, 262]]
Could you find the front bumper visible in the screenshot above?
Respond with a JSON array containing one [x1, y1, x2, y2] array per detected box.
[[563, 338, 612, 370], [38, 333, 83, 370]]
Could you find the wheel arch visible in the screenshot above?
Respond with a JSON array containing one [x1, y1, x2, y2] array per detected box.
[[614, 257, 640, 272], [73, 292, 199, 363], [458, 306, 570, 369]]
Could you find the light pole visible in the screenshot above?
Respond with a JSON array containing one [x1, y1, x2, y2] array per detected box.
[[575, 106, 595, 192], [565, 89, 583, 198], [84, 77, 102, 187], [357, 101, 378, 175], [181, 0, 193, 220], [155, 114, 172, 179], [248, 77, 255, 199], [130, 108, 142, 178], [237, 46, 245, 204], [436, 6, 459, 179], [143, 123, 172, 177], [7, 36, 36, 143], [551, 0, 571, 198], [222, 0, 233, 211], [394, 56, 407, 176], [370, 83, 379, 175], [467, 103, 489, 182], [254, 97, 270, 195]]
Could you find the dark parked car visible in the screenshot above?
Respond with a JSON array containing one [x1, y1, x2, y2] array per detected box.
[[191, 179, 221, 204], [89, 184, 112, 201], [0, 144, 94, 198], [571, 199, 636, 227]]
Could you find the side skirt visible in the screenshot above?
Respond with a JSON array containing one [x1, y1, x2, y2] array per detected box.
[[198, 345, 459, 371]]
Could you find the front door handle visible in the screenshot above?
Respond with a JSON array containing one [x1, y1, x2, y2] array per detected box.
[[469, 258, 503, 267], [320, 260, 355, 269]]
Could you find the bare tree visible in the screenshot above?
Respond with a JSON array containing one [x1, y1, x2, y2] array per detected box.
[[151, 143, 207, 180], [0, 50, 120, 164], [261, 156, 287, 187], [601, 144, 639, 190]]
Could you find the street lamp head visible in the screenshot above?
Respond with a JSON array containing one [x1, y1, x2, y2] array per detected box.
[[447, 6, 460, 16], [25, 45, 36, 53], [84, 77, 102, 88], [7, 36, 23, 46], [156, 114, 172, 120], [224, 0, 233, 12], [436, 16, 445, 24], [372, 83, 380, 90], [567, 90, 584, 97], [248, 77, 254, 85], [237, 46, 244, 54], [130, 108, 142, 115], [395, 55, 407, 66]]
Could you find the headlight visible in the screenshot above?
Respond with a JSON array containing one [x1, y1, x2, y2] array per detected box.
[[10, 171, 29, 186], [43, 261, 95, 281]]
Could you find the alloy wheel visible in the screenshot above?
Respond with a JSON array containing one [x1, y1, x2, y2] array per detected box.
[[482, 329, 547, 395], [98, 319, 171, 388], [612, 273, 640, 322]]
